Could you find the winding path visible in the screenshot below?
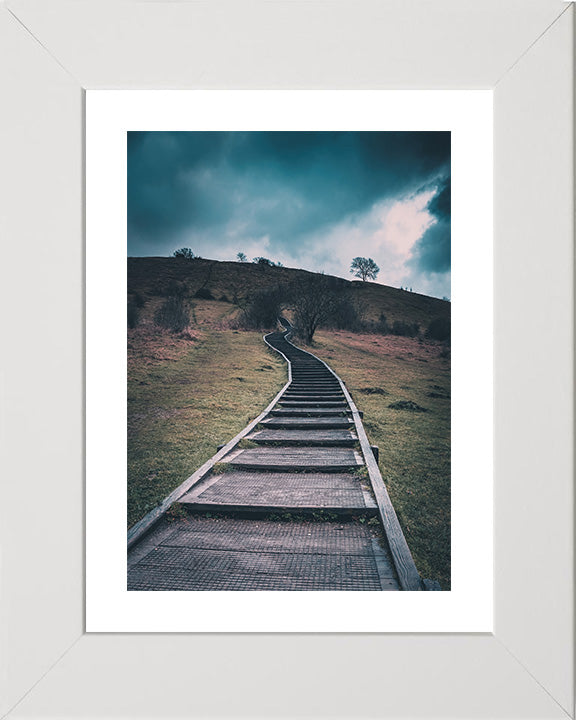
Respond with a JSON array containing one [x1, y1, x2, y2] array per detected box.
[[128, 323, 425, 591]]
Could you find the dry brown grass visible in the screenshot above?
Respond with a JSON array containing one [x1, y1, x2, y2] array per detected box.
[[127, 323, 201, 367], [128, 320, 286, 528]]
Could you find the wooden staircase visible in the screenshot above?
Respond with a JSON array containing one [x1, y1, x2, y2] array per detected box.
[[128, 324, 425, 591]]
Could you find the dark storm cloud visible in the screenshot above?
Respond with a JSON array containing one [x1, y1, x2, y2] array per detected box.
[[127, 131, 450, 259], [409, 175, 451, 274], [428, 175, 451, 222], [128, 132, 229, 237]]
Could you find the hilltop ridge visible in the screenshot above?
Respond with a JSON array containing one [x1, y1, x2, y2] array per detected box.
[[128, 256, 449, 332]]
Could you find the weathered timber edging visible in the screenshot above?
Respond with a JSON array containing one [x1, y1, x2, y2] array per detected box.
[[127, 331, 291, 549], [280, 327, 423, 591]]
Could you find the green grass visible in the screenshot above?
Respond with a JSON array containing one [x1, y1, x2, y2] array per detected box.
[[128, 326, 285, 528], [312, 330, 451, 589]]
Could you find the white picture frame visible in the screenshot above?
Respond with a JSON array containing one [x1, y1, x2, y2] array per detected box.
[[0, 1, 573, 718], [86, 88, 494, 633]]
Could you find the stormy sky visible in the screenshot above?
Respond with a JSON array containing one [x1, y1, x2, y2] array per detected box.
[[128, 131, 451, 298]]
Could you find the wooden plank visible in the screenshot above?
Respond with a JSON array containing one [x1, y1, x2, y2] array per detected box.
[[181, 470, 376, 510], [232, 447, 361, 462], [289, 382, 340, 386], [371, 538, 401, 589], [229, 446, 364, 471], [185, 470, 371, 489], [281, 399, 347, 403], [289, 384, 341, 389], [260, 417, 354, 430], [285, 388, 343, 392], [282, 394, 345, 399], [290, 378, 339, 382], [270, 407, 349, 416], [179, 501, 377, 516], [248, 429, 358, 446], [341, 385, 423, 590], [288, 386, 341, 390], [282, 398, 345, 403], [291, 374, 333, 378]]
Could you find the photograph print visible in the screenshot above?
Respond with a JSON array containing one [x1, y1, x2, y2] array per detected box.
[[127, 131, 451, 591]]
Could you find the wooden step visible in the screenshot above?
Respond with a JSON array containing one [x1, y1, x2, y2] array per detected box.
[[270, 407, 363, 419], [291, 370, 334, 374], [270, 407, 349, 417], [287, 389, 341, 394], [282, 394, 345, 401], [279, 400, 349, 408], [247, 428, 358, 446], [290, 381, 336, 385], [290, 377, 338, 381], [289, 384, 341, 390], [179, 468, 376, 513], [261, 416, 354, 430], [227, 447, 364, 472], [128, 517, 399, 592], [284, 389, 344, 395], [290, 376, 337, 380]]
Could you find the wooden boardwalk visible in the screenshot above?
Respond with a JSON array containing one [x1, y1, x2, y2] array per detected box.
[[128, 324, 424, 591]]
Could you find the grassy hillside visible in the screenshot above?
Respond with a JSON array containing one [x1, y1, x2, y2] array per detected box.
[[127, 257, 450, 586], [128, 256, 449, 330]]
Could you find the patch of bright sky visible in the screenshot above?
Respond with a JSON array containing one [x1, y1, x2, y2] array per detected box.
[[172, 188, 450, 298]]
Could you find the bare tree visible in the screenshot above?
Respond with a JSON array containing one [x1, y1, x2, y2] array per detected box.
[[350, 256, 379, 282], [290, 275, 339, 344]]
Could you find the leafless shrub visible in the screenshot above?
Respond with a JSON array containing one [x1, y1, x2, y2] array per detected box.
[[154, 295, 190, 333], [239, 285, 286, 329]]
